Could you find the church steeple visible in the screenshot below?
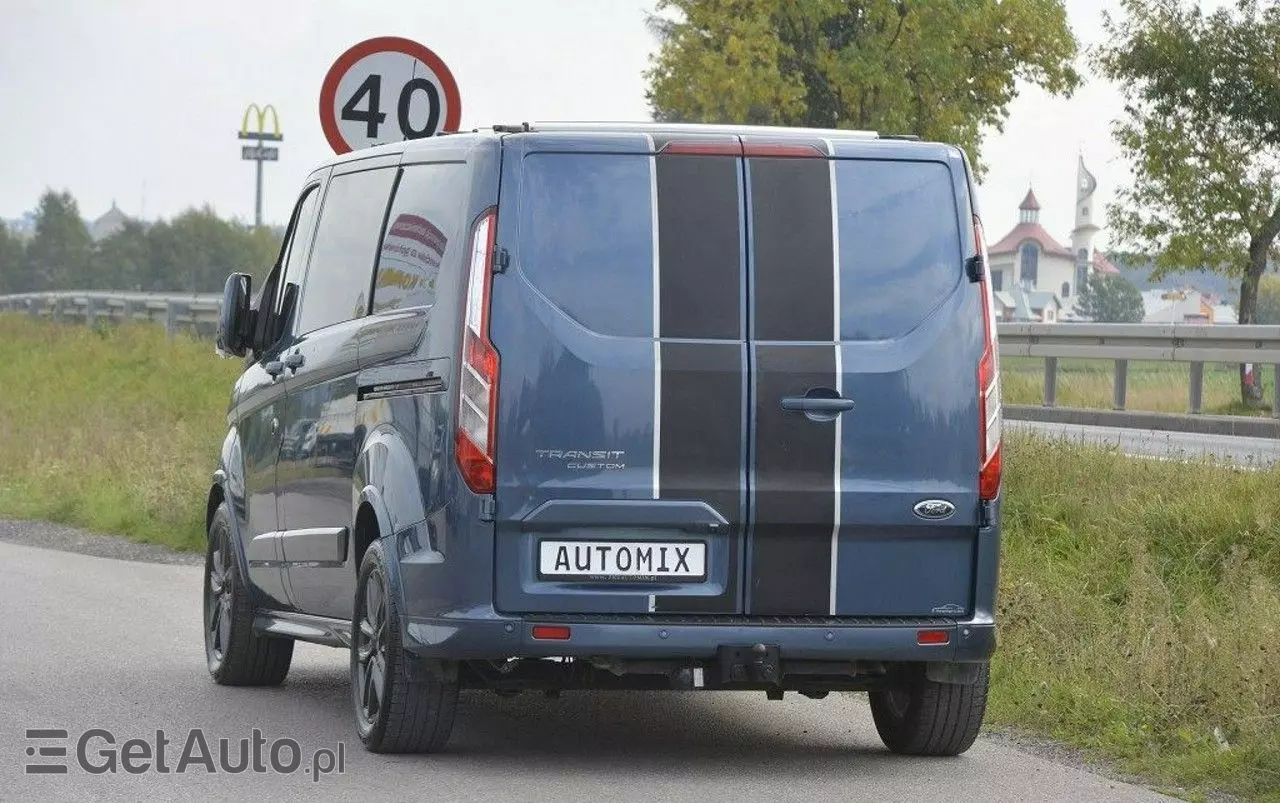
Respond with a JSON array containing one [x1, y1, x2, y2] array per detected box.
[[1018, 188, 1041, 224], [1070, 155, 1101, 263], [1072, 154, 1100, 237], [1070, 154, 1103, 302]]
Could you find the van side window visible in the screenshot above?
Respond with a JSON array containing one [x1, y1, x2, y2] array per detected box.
[[371, 162, 468, 314], [295, 167, 397, 334], [278, 184, 322, 316], [251, 183, 320, 352]]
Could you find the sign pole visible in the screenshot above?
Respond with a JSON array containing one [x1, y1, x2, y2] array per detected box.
[[238, 104, 283, 228], [254, 157, 264, 228]]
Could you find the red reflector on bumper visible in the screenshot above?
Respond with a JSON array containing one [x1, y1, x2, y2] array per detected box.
[[531, 625, 571, 641], [916, 629, 950, 646]]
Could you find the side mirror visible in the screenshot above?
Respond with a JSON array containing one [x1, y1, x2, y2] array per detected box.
[[216, 273, 253, 357]]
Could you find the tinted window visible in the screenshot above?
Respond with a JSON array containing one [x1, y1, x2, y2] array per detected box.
[[518, 153, 653, 337], [834, 160, 963, 340], [372, 163, 468, 314], [279, 184, 321, 314], [296, 167, 397, 334]]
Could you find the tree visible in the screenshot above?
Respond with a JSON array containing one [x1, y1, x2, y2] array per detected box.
[[1094, 0, 1280, 406], [91, 220, 152, 290], [146, 207, 280, 292], [0, 221, 23, 294], [1257, 274, 1280, 325], [644, 0, 1081, 174], [22, 190, 93, 292], [1075, 273, 1145, 323]]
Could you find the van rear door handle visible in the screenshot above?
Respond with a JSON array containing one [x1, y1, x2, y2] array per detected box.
[[780, 396, 855, 413]]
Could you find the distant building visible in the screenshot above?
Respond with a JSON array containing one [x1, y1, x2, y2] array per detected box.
[[89, 201, 129, 242], [1141, 287, 1235, 324], [1211, 304, 1238, 324], [986, 156, 1120, 319], [994, 284, 1063, 323]]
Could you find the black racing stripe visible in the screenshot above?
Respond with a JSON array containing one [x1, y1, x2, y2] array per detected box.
[[749, 344, 836, 615], [655, 153, 741, 340], [656, 342, 744, 613], [750, 157, 834, 341]]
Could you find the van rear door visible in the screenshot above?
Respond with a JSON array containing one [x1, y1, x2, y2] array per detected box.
[[743, 137, 983, 617], [489, 132, 748, 615]]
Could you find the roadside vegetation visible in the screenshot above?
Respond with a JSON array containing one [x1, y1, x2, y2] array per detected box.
[[0, 316, 238, 550], [0, 315, 1276, 799], [1003, 356, 1272, 417], [995, 434, 1279, 801]]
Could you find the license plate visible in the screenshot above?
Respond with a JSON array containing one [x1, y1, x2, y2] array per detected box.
[[538, 540, 707, 581]]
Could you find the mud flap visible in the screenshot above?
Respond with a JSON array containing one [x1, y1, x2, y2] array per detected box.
[[925, 661, 983, 685]]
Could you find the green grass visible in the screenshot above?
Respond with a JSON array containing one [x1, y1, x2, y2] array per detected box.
[[0, 315, 240, 550], [993, 436, 1280, 801], [1003, 355, 1274, 416], [0, 315, 1277, 799]]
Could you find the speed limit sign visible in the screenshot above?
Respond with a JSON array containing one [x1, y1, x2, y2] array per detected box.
[[319, 36, 462, 154]]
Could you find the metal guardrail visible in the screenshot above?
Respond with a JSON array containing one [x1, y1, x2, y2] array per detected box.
[[3, 293, 1279, 419], [0, 291, 221, 336], [999, 322, 1280, 419]]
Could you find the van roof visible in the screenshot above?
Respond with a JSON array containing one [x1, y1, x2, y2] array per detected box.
[[316, 122, 953, 169]]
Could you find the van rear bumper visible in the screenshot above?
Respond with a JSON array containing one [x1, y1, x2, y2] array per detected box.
[[402, 611, 996, 664]]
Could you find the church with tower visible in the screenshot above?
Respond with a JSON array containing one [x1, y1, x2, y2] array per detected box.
[[986, 156, 1119, 322]]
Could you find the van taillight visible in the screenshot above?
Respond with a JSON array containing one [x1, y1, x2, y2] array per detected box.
[[975, 217, 1002, 501], [456, 208, 499, 494]]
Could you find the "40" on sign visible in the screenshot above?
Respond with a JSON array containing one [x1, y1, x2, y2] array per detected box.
[[319, 37, 462, 155]]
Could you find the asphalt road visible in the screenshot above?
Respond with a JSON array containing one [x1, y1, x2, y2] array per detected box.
[[0, 540, 1173, 802], [1008, 418, 1280, 467]]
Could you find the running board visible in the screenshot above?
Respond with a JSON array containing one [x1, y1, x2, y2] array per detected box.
[[253, 610, 352, 648]]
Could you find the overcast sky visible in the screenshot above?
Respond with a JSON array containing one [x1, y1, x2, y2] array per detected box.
[[0, 0, 1226, 250]]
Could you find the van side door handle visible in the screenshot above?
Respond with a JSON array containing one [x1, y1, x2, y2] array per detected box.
[[781, 396, 855, 413]]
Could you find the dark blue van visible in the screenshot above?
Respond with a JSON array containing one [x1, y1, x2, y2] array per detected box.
[[208, 122, 1003, 756]]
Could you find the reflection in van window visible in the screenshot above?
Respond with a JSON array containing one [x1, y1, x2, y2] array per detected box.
[[834, 160, 963, 340], [372, 163, 468, 315], [297, 167, 397, 334], [519, 153, 653, 338]]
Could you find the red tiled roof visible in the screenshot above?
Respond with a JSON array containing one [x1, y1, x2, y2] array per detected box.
[[988, 222, 1074, 257], [1019, 188, 1041, 211], [1093, 251, 1120, 274]]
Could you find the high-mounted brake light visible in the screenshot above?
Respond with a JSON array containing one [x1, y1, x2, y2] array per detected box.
[[456, 208, 499, 494], [974, 217, 1002, 501]]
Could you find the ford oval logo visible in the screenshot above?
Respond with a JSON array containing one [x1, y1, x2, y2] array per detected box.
[[913, 499, 956, 521]]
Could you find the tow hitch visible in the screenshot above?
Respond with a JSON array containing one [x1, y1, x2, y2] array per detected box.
[[718, 643, 781, 686]]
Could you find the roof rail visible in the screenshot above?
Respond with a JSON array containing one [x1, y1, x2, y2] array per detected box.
[[518, 121, 881, 139]]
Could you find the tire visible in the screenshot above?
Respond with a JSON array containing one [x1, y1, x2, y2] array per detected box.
[[352, 540, 459, 753], [204, 502, 293, 686], [869, 662, 989, 756]]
